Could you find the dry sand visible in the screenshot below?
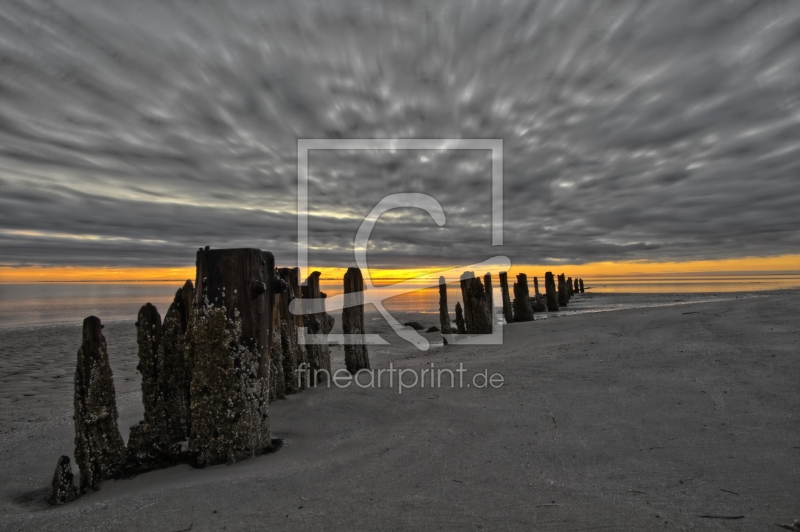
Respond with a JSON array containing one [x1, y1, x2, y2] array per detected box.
[[1, 290, 798, 530]]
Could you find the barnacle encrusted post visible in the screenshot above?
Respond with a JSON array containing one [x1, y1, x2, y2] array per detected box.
[[438, 276, 452, 334], [459, 271, 493, 334], [48, 455, 77, 505], [545, 272, 559, 312], [74, 316, 127, 492], [156, 280, 194, 444], [189, 248, 274, 467], [269, 270, 287, 402], [343, 267, 369, 374], [512, 273, 534, 323], [558, 273, 569, 307], [277, 267, 305, 393], [301, 271, 331, 385], [127, 302, 162, 459], [498, 272, 514, 324]]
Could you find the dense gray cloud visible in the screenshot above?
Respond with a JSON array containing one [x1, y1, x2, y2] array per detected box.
[[1, 0, 799, 270]]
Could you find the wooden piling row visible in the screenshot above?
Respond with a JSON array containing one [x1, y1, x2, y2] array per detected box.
[[64, 244, 589, 502]]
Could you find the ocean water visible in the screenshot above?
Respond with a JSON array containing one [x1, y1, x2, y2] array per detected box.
[[1, 273, 798, 329]]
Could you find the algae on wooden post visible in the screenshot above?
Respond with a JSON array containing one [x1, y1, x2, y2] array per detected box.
[[127, 303, 162, 459], [48, 456, 77, 505], [545, 272, 559, 311], [498, 272, 514, 324], [74, 316, 127, 492], [157, 280, 194, 444], [188, 248, 274, 467], [343, 267, 369, 374], [512, 273, 534, 322]]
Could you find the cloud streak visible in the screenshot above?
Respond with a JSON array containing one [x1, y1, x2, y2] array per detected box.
[[0, 0, 799, 270]]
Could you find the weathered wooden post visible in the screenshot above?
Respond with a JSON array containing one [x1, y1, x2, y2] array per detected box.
[[558, 273, 568, 307], [159, 280, 193, 440], [129, 281, 195, 464], [573, 278, 579, 293], [127, 303, 162, 459], [270, 281, 287, 402], [579, 278, 585, 293], [189, 248, 275, 467], [567, 277, 574, 299], [74, 316, 127, 492], [455, 302, 466, 334], [301, 271, 331, 385], [48, 456, 77, 505], [532, 276, 547, 312], [512, 273, 534, 322], [545, 272, 559, 311], [438, 276, 452, 334], [343, 267, 369, 374], [484, 272, 494, 325], [277, 267, 304, 394], [498, 271, 514, 324], [460, 272, 493, 334]]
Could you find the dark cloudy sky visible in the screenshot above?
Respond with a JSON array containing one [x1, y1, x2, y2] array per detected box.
[[1, 0, 799, 270]]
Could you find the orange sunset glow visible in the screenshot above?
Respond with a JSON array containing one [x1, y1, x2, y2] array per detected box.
[[2, 254, 798, 284]]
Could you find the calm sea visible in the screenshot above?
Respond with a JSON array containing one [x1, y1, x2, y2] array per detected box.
[[1, 273, 798, 329]]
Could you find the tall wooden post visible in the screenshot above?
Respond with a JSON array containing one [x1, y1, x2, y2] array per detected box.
[[127, 303, 162, 459], [74, 316, 127, 492], [438, 276, 452, 334], [512, 273, 534, 322], [160, 280, 194, 440], [545, 272, 559, 311], [483, 272, 495, 326], [277, 267, 304, 394], [460, 272, 493, 334], [558, 273, 568, 307], [567, 277, 574, 299], [455, 302, 466, 334], [579, 279, 585, 293], [343, 267, 370, 374], [301, 271, 331, 385], [269, 276, 287, 402], [498, 271, 514, 324], [189, 248, 274, 467]]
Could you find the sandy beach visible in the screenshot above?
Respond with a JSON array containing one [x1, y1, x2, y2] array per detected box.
[[0, 289, 797, 530]]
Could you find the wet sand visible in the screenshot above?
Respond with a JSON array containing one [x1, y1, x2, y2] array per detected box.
[[1, 290, 798, 530]]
